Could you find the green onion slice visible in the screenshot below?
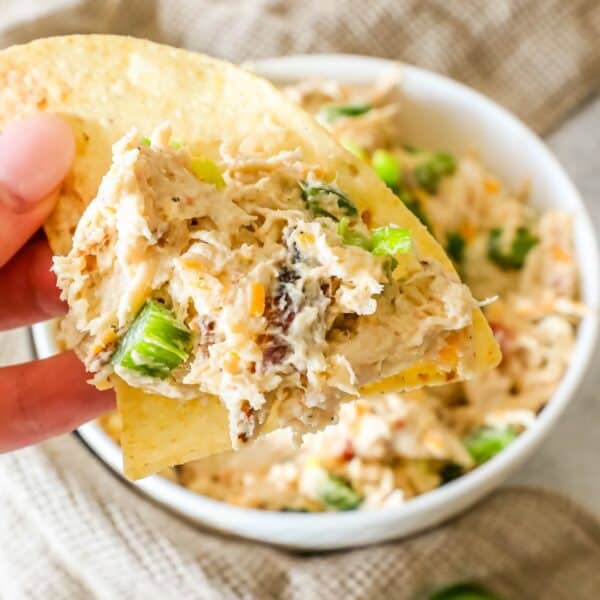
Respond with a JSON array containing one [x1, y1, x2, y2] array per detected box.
[[464, 425, 518, 465], [319, 102, 371, 123], [338, 218, 411, 258], [370, 225, 412, 256], [488, 227, 538, 270], [111, 300, 192, 379], [414, 151, 457, 194], [337, 218, 372, 250], [299, 180, 358, 220], [372, 149, 402, 191], [446, 231, 466, 264], [439, 462, 464, 484], [429, 582, 501, 600], [317, 473, 362, 511]]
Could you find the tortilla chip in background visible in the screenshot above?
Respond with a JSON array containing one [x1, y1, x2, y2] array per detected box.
[[0, 35, 500, 479]]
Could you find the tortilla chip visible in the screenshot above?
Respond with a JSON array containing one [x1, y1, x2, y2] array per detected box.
[[0, 35, 500, 478]]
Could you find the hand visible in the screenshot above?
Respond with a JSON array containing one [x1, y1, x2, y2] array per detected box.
[[0, 114, 115, 452]]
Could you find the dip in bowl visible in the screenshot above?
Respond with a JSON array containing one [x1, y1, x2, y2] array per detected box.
[[33, 54, 599, 550]]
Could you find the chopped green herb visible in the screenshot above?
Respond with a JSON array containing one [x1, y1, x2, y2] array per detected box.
[[317, 473, 362, 511], [446, 231, 466, 264], [372, 149, 401, 191], [280, 507, 311, 513], [414, 151, 457, 194], [111, 300, 192, 379], [488, 227, 538, 270], [342, 139, 367, 161], [319, 102, 371, 123], [140, 136, 151, 146], [431, 152, 457, 176], [338, 219, 411, 258], [464, 425, 518, 465], [299, 180, 358, 220], [439, 462, 463, 484], [337, 218, 372, 251], [403, 143, 419, 154], [370, 225, 412, 256], [429, 583, 501, 600], [170, 140, 184, 150]]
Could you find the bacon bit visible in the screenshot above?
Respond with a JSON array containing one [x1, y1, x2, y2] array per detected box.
[[361, 210, 372, 227], [241, 400, 253, 418], [445, 369, 457, 382], [484, 177, 500, 194], [261, 335, 290, 366], [223, 351, 241, 374], [340, 440, 355, 462], [249, 282, 266, 317], [264, 290, 296, 333], [196, 317, 215, 342], [320, 277, 341, 300], [551, 243, 570, 263], [459, 221, 477, 243], [237, 432, 249, 443]]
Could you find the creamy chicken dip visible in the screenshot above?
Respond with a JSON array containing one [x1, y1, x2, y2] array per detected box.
[[100, 75, 582, 510], [56, 119, 478, 447]]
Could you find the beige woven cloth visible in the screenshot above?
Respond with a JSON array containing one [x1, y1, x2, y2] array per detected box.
[[2, 433, 600, 599], [1, 0, 599, 134], [1, 1, 600, 598]]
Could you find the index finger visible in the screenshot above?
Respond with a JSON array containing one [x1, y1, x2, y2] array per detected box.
[[0, 351, 115, 452]]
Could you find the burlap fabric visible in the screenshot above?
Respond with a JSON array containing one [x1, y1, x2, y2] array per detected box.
[[1, 0, 599, 133], [1, 1, 600, 598], [2, 433, 600, 599]]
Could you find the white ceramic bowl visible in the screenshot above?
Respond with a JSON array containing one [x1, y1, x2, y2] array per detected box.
[[32, 54, 599, 550]]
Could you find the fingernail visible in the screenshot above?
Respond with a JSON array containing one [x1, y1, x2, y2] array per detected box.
[[0, 114, 75, 212]]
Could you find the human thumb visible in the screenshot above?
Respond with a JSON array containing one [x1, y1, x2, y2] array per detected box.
[[0, 114, 75, 267]]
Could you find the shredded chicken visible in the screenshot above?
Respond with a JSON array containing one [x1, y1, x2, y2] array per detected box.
[[58, 117, 477, 447]]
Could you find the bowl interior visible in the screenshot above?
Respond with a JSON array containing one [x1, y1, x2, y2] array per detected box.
[[32, 55, 599, 550]]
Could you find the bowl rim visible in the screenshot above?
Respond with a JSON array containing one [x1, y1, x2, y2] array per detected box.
[[33, 53, 600, 542]]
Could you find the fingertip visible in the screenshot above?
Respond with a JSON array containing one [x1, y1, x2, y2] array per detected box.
[[0, 113, 75, 205], [0, 352, 116, 451]]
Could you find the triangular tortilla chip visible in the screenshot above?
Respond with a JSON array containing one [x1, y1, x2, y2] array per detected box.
[[0, 35, 500, 478]]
